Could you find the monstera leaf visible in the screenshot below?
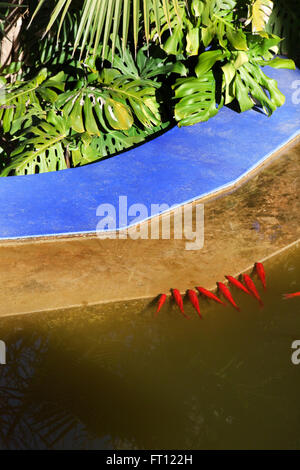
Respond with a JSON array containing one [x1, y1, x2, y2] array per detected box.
[[71, 122, 167, 166], [56, 87, 134, 134], [127, 44, 187, 78], [200, 0, 238, 48], [221, 33, 295, 114], [1, 111, 69, 176], [0, 0, 296, 177], [0, 69, 65, 134], [234, 61, 285, 114], [105, 73, 161, 128], [222, 54, 292, 115], [160, 0, 242, 55], [71, 132, 141, 166], [248, 0, 274, 33], [55, 72, 161, 134], [195, 49, 226, 76], [173, 70, 220, 126], [1, 107, 167, 175]]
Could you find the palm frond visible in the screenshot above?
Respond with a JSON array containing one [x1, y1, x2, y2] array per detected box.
[[266, 0, 300, 63], [30, 0, 185, 59]]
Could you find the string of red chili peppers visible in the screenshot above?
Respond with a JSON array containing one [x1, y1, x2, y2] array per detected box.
[[155, 262, 300, 317]]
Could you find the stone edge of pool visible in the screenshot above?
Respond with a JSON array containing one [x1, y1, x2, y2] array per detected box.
[[1, 238, 298, 320], [1, 132, 299, 247], [0, 65, 300, 241], [0, 134, 299, 318]]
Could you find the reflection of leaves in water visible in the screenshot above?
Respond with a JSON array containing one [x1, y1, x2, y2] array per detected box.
[[0, 313, 198, 449], [1, 242, 300, 452], [0, 333, 47, 449], [0, 329, 101, 449], [24, 320, 179, 449], [0, 316, 287, 449]]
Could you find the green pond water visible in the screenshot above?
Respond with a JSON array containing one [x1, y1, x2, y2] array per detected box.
[[0, 242, 300, 450]]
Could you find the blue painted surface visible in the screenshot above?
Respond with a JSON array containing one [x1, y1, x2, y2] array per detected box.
[[0, 66, 300, 240]]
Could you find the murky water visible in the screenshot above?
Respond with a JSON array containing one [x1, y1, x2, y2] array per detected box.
[[0, 242, 300, 450]]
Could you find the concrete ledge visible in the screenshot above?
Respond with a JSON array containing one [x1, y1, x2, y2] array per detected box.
[[0, 66, 299, 240], [0, 138, 299, 317]]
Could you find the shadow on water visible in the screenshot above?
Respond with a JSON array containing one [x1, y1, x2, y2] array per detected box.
[[0, 242, 300, 449]]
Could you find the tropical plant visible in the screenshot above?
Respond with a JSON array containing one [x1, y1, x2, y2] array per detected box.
[[0, 0, 297, 176], [266, 0, 300, 64]]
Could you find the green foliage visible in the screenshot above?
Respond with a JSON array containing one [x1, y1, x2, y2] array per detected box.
[[0, 2, 26, 32], [248, 0, 273, 33], [219, 35, 288, 115], [0, 0, 297, 175], [173, 71, 220, 126], [266, 0, 300, 64], [172, 12, 295, 126], [0, 69, 65, 133], [0, 44, 177, 175], [1, 111, 69, 176], [30, 0, 189, 59]]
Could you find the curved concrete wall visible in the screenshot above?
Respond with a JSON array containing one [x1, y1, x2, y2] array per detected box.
[[0, 66, 299, 240]]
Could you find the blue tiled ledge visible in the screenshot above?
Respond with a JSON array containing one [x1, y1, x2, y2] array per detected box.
[[0, 66, 300, 240]]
